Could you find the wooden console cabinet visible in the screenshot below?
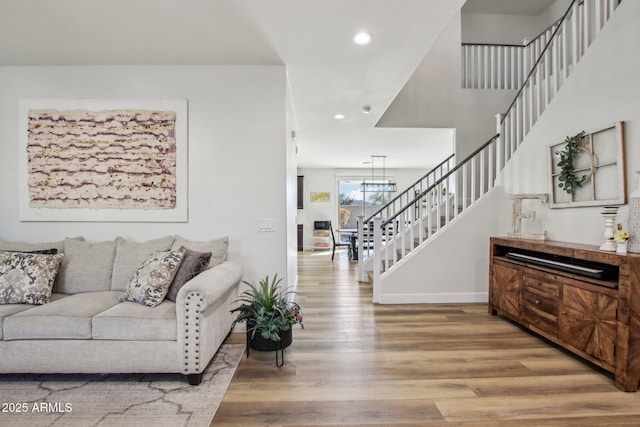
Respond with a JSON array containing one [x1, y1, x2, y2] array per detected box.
[[489, 237, 640, 391]]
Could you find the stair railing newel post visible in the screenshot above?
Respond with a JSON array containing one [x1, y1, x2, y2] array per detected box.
[[357, 215, 366, 282], [496, 113, 505, 174], [372, 217, 383, 303]]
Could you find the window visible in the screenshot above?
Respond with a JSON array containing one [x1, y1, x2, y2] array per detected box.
[[337, 179, 392, 229]]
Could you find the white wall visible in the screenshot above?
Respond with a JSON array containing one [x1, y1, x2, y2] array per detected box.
[[379, 11, 462, 129], [536, 0, 573, 32], [461, 13, 541, 44], [286, 86, 299, 288], [380, 188, 499, 303], [496, 0, 640, 245], [461, 0, 573, 44], [378, 10, 515, 160], [296, 168, 428, 250], [0, 65, 290, 285]]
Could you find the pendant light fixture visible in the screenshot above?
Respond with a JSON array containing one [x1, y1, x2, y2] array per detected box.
[[360, 155, 397, 193]]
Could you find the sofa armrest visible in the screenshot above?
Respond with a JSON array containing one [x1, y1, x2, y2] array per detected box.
[[175, 260, 242, 380], [176, 260, 242, 311]]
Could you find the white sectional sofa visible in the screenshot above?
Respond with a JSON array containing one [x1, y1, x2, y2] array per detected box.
[[0, 235, 242, 385]]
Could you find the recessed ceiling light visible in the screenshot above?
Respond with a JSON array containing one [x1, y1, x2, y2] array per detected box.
[[353, 32, 372, 46], [334, 113, 346, 120], [361, 105, 371, 114]]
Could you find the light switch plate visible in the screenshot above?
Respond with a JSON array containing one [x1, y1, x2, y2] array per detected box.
[[257, 219, 275, 232]]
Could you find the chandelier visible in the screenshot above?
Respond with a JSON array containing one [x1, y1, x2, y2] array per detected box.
[[360, 155, 397, 193]]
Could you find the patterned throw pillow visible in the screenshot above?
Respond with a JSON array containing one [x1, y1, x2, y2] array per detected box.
[[120, 247, 186, 307], [0, 251, 64, 304], [166, 248, 212, 302]]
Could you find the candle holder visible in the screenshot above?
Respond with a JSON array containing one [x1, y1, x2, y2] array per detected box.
[[599, 207, 618, 251]]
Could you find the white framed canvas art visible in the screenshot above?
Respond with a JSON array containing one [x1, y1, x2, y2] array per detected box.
[[18, 99, 188, 222]]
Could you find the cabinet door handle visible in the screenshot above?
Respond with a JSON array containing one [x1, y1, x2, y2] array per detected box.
[[535, 300, 541, 305]]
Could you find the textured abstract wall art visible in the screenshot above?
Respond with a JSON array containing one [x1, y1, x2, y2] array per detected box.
[[19, 100, 188, 222]]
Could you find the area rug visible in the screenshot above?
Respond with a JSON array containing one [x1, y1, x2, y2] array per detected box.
[[0, 344, 244, 427]]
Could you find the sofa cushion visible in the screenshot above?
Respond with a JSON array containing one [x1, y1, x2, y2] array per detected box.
[[92, 300, 177, 341], [55, 238, 116, 294], [0, 252, 64, 305], [0, 293, 66, 339], [110, 236, 174, 291], [165, 248, 212, 302], [119, 247, 185, 307], [0, 238, 70, 254], [171, 235, 228, 269], [3, 291, 121, 340]]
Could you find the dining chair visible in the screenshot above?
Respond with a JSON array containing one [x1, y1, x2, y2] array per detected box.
[[329, 221, 352, 261]]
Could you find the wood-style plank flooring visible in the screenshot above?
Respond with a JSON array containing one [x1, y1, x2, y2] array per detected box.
[[212, 250, 640, 426]]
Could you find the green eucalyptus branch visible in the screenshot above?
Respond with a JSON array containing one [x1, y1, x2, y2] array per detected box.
[[556, 131, 587, 195]]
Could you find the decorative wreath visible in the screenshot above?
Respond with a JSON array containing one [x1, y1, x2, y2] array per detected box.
[[555, 131, 596, 195]]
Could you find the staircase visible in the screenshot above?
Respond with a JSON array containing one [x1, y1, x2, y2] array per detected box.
[[358, 0, 622, 303]]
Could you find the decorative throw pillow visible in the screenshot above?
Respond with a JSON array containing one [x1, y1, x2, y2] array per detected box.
[[110, 236, 175, 291], [120, 247, 185, 307], [0, 251, 64, 305], [166, 248, 212, 302], [171, 235, 228, 268]]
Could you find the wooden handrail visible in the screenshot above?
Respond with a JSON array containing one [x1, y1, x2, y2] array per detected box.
[[381, 134, 499, 228], [363, 153, 454, 224], [462, 17, 562, 49], [500, 0, 577, 124]]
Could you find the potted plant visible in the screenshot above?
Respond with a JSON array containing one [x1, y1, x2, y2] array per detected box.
[[231, 274, 303, 365]]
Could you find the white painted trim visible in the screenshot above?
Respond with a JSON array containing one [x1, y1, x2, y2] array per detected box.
[[379, 292, 488, 304]]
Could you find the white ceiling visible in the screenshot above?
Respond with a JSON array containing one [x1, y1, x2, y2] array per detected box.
[[0, 0, 552, 170]]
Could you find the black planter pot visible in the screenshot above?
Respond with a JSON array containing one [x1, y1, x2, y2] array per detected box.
[[248, 327, 293, 351], [245, 327, 293, 367]]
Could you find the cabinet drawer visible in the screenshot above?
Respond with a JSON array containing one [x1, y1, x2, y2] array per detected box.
[[523, 274, 560, 297], [521, 274, 559, 336], [522, 303, 558, 336], [522, 287, 558, 335], [522, 285, 558, 316]]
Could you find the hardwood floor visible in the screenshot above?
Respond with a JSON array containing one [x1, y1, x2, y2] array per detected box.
[[212, 250, 640, 426]]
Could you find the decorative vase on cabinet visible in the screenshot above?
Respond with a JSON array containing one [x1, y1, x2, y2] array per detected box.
[[629, 170, 640, 253]]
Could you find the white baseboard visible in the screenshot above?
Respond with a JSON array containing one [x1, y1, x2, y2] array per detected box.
[[378, 292, 488, 304]]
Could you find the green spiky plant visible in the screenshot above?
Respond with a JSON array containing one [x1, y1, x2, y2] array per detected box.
[[231, 274, 303, 341]]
